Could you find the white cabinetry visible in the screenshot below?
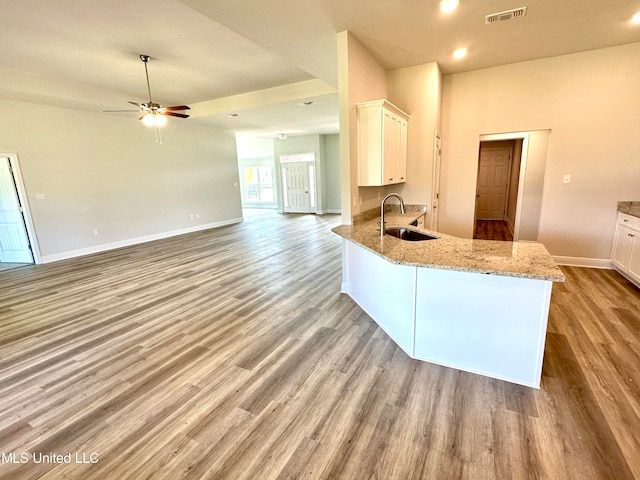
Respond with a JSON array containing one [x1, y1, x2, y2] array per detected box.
[[357, 100, 409, 186], [612, 212, 640, 286], [342, 239, 553, 388]]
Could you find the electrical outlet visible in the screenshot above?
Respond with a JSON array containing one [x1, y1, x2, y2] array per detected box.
[[196, 213, 200, 219], [92, 229, 98, 236], [36, 193, 46, 200], [190, 214, 194, 220]]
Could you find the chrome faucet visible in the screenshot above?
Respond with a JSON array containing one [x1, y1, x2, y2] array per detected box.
[[380, 193, 405, 236]]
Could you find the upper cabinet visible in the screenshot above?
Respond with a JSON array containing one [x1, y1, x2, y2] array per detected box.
[[357, 100, 410, 186]]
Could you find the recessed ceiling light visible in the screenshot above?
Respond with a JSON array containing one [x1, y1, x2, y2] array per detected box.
[[632, 12, 640, 24], [453, 47, 468, 59], [297, 101, 316, 107], [440, 0, 459, 14]]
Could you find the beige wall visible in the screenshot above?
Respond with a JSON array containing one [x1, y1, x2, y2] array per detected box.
[[337, 31, 388, 223], [387, 62, 442, 207], [0, 98, 242, 261], [441, 43, 640, 261], [324, 134, 341, 213], [275, 133, 341, 214], [337, 32, 442, 222]]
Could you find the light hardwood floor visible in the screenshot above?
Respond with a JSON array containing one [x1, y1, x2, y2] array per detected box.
[[1, 210, 639, 479]]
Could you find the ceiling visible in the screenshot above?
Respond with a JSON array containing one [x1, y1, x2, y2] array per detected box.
[[1, 0, 639, 139]]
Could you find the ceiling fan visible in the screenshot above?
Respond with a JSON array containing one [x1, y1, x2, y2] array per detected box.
[[105, 54, 190, 141]]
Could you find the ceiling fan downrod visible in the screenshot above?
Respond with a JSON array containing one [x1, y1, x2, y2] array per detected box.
[[140, 54, 153, 104]]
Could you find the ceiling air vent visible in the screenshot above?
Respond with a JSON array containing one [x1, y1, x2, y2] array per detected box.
[[485, 7, 527, 24]]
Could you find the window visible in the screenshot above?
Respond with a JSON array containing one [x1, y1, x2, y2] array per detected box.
[[242, 166, 274, 204], [280, 153, 315, 164]]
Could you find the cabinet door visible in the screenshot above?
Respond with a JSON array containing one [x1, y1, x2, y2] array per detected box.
[[397, 118, 407, 183], [612, 225, 633, 270], [382, 111, 398, 184], [628, 234, 640, 284]]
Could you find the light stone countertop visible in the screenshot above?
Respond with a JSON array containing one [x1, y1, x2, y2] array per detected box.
[[618, 201, 640, 218], [332, 213, 565, 282]]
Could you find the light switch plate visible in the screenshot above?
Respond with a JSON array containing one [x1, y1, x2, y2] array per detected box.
[[563, 174, 571, 184]]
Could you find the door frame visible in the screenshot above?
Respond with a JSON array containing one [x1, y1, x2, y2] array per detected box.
[[0, 153, 41, 263], [477, 133, 530, 241], [278, 152, 318, 215], [430, 131, 441, 231], [280, 159, 317, 214]]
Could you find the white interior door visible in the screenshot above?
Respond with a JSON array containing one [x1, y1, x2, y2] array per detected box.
[[476, 149, 511, 221], [0, 157, 33, 263], [282, 162, 315, 213]]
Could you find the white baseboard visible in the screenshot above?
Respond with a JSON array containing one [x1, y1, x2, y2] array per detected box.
[[552, 256, 613, 269], [41, 217, 244, 264], [325, 209, 342, 214]]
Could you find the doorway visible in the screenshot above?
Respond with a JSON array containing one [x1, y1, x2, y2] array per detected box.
[[280, 154, 317, 214], [474, 141, 519, 241], [0, 155, 38, 265], [474, 130, 550, 242]]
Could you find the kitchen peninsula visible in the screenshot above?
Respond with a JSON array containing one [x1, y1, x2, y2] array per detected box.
[[332, 209, 565, 388]]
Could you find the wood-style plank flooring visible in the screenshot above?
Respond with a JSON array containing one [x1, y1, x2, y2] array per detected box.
[[1, 209, 639, 479], [474, 220, 514, 241]]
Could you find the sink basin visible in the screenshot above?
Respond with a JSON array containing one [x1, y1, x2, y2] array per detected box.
[[385, 227, 438, 241]]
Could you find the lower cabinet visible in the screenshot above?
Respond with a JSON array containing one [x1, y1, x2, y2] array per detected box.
[[612, 212, 640, 286], [342, 238, 554, 388]]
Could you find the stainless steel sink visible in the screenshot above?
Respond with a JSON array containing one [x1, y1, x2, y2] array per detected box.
[[384, 227, 438, 241]]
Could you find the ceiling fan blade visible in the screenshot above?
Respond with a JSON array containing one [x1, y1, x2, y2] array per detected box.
[[128, 101, 141, 107], [163, 105, 191, 111], [163, 112, 190, 119], [103, 109, 139, 112]]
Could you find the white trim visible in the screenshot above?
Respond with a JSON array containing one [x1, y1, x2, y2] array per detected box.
[[41, 217, 244, 263], [0, 153, 42, 264], [552, 256, 613, 269], [315, 209, 342, 215], [431, 131, 441, 231], [325, 208, 342, 214], [479, 132, 530, 241], [615, 268, 640, 289]]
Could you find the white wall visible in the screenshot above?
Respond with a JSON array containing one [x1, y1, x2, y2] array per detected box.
[[0, 98, 243, 262], [441, 43, 640, 261]]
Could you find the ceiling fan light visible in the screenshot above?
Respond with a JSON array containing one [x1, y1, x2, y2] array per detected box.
[[154, 115, 167, 127], [440, 0, 459, 14], [141, 113, 156, 127]]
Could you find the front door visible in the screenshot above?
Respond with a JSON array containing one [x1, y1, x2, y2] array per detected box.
[[0, 157, 33, 263], [475, 148, 511, 221], [282, 161, 316, 214]]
